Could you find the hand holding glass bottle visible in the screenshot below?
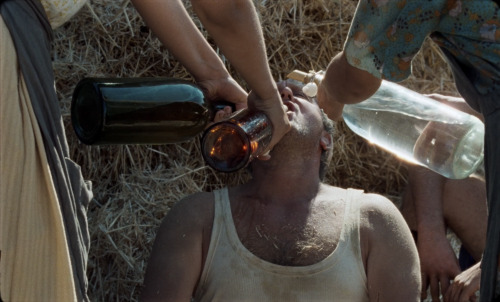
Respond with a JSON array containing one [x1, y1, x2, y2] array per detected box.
[[71, 77, 235, 145]]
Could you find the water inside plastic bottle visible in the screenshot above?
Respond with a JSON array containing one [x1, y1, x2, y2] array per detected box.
[[286, 70, 485, 179], [343, 100, 484, 179]]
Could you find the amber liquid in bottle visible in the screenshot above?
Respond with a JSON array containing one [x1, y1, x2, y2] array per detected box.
[[201, 109, 272, 173], [71, 77, 228, 145]]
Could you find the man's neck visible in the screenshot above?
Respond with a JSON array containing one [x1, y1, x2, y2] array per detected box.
[[244, 157, 323, 206], [230, 160, 344, 267]]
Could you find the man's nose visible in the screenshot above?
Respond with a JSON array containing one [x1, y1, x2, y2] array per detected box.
[[281, 87, 293, 101]]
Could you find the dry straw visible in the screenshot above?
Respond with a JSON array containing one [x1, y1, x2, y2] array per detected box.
[[52, 0, 457, 300]]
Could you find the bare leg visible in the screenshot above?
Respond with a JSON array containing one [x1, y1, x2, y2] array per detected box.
[[442, 176, 487, 261], [400, 175, 487, 261]]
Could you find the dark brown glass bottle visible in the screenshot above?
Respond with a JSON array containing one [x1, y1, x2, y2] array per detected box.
[[71, 77, 230, 145], [201, 109, 272, 173]]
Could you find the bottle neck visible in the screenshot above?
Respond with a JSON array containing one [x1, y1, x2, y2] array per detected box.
[[286, 70, 324, 85]]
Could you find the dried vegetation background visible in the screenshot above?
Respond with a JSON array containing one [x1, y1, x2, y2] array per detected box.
[[52, 0, 459, 300]]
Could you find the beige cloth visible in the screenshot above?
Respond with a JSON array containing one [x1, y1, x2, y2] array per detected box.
[[40, 0, 87, 29], [194, 187, 369, 302], [0, 16, 77, 302]]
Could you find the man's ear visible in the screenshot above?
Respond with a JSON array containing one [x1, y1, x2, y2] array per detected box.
[[320, 131, 333, 152]]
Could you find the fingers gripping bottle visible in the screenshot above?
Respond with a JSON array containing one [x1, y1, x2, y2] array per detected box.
[[287, 70, 484, 179], [71, 77, 272, 173]]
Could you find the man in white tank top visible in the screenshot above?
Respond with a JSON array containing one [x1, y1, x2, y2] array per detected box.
[[140, 81, 421, 301]]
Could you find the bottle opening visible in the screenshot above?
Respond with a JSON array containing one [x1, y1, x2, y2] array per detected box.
[[201, 123, 251, 173]]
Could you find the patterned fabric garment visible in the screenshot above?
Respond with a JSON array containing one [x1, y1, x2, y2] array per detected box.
[[344, 0, 500, 96], [40, 0, 87, 28]]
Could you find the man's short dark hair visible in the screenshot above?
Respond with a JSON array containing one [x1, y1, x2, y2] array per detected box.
[[319, 106, 336, 181]]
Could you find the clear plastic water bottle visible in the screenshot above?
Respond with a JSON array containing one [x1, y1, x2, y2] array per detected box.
[[287, 70, 484, 179]]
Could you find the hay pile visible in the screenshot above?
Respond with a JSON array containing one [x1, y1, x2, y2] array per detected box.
[[52, 0, 458, 300]]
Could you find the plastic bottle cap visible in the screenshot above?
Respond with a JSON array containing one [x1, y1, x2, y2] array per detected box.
[[303, 82, 318, 98]]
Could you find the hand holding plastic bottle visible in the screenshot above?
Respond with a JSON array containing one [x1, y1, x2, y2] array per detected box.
[[316, 52, 381, 122], [317, 80, 345, 122]]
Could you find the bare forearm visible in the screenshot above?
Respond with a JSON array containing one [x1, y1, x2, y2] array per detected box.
[[409, 165, 446, 234], [322, 51, 381, 105], [190, 0, 290, 150], [191, 0, 278, 100], [317, 51, 381, 121], [131, 0, 229, 82]]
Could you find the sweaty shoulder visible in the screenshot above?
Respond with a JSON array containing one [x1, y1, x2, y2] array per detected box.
[[141, 191, 218, 300], [355, 191, 418, 264], [356, 192, 400, 220], [355, 192, 409, 236], [353, 192, 412, 251], [354, 193, 421, 299], [166, 191, 215, 229]]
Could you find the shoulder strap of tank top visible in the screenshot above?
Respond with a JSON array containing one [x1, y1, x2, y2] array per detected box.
[[211, 187, 229, 243], [343, 189, 360, 228], [217, 187, 241, 245], [345, 188, 364, 215], [342, 189, 364, 246], [342, 188, 366, 274], [195, 188, 227, 294], [218, 186, 230, 215]]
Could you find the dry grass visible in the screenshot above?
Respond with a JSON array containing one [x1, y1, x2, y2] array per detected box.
[[52, 0, 458, 300]]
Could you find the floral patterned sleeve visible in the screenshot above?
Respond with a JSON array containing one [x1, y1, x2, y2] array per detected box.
[[344, 0, 500, 89]]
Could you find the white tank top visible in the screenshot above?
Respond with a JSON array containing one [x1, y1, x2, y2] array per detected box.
[[194, 187, 369, 302]]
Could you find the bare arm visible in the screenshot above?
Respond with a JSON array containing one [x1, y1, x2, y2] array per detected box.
[[140, 193, 213, 302], [408, 165, 460, 301], [130, 0, 247, 109], [132, 0, 289, 151], [190, 0, 290, 151], [360, 194, 421, 301], [190, 0, 276, 101], [317, 51, 381, 121]]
